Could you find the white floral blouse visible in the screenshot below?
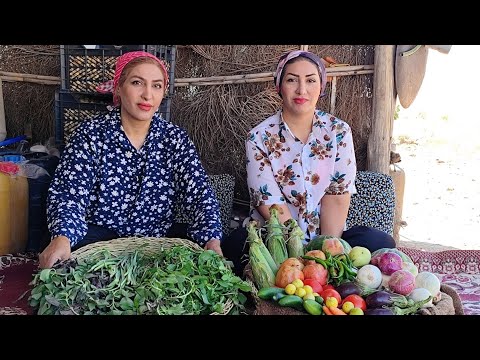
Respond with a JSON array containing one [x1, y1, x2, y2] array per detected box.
[[246, 109, 357, 241]]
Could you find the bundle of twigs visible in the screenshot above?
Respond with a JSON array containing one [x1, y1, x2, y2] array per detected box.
[[0, 45, 60, 143]]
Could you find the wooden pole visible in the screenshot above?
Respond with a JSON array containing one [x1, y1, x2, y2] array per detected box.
[[0, 71, 60, 82], [0, 79, 6, 142], [367, 45, 396, 174], [174, 65, 374, 87], [0, 76, 60, 85], [330, 76, 337, 114]]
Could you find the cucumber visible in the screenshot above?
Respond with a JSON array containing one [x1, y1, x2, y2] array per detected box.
[[278, 295, 304, 311], [272, 292, 287, 301], [303, 299, 323, 315], [314, 295, 324, 305], [257, 287, 285, 300]]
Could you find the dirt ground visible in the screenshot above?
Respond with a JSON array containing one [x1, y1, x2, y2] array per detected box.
[[393, 115, 480, 251]]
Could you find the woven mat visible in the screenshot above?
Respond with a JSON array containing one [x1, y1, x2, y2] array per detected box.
[[0, 253, 38, 315]]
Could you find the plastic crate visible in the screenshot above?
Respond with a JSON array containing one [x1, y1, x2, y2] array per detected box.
[[60, 45, 176, 97], [55, 91, 172, 146]]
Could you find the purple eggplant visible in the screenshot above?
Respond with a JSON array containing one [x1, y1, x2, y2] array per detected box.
[[336, 282, 362, 299], [364, 308, 394, 315], [365, 290, 409, 309]]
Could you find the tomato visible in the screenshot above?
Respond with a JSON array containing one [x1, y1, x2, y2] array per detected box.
[[341, 294, 367, 311], [322, 284, 335, 291], [320, 289, 342, 305], [303, 279, 324, 294]]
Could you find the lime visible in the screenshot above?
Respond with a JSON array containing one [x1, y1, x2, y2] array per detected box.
[[295, 287, 307, 298], [325, 296, 338, 308], [292, 279, 304, 288], [303, 293, 315, 301], [285, 284, 296, 295], [342, 301, 355, 314], [349, 307, 364, 315], [303, 285, 313, 294]]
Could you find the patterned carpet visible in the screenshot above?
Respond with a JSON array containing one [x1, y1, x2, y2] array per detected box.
[[1, 248, 479, 315], [398, 247, 480, 315]]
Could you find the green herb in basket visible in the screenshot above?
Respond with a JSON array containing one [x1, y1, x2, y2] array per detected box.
[[29, 245, 251, 315]]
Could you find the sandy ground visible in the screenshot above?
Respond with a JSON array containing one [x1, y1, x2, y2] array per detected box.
[[393, 116, 480, 251]]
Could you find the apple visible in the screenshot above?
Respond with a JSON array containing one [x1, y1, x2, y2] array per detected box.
[[348, 246, 371, 267]]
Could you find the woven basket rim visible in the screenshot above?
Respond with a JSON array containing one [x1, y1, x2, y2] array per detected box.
[[70, 236, 233, 315], [71, 236, 202, 261]]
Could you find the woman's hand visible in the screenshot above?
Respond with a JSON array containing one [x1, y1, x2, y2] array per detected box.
[[204, 239, 223, 256], [38, 236, 71, 268]]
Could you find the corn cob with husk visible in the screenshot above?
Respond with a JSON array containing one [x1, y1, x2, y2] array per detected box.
[[247, 220, 276, 289], [284, 218, 305, 258], [265, 205, 288, 267]]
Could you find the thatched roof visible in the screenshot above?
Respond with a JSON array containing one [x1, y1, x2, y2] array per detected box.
[[0, 45, 375, 201]]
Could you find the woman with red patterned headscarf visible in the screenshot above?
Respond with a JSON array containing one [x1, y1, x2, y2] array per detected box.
[[39, 51, 223, 268]]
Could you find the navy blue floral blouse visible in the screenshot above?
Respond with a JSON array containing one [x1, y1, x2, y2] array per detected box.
[[47, 109, 222, 247]]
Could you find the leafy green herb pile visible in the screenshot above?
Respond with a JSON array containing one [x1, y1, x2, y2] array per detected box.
[[29, 245, 251, 315]]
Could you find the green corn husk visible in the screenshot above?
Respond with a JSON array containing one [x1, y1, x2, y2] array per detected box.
[[249, 243, 276, 289], [265, 206, 288, 267], [246, 221, 278, 274], [284, 218, 305, 258]]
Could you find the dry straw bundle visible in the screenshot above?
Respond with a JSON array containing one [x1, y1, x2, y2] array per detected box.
[[0, 45, 60, 143], [1, 45, 375, 202]]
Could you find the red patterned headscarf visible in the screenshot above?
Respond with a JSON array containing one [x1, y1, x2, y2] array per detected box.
[[96, 51, 169, 106]]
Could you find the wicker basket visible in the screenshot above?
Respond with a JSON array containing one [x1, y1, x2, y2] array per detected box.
[[244, 263, 461, 315], [71, 236, 234, 315]]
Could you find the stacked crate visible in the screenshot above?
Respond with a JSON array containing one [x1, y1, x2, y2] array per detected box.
[[55, 45, 176, 146]]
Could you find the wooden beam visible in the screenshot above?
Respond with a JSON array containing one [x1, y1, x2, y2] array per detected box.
[[0, 71, 61, 86], [367, 45, 396, 174], [174, 65, 374, 87]]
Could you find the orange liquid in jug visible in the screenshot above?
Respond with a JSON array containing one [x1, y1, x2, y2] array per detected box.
[[0, 172, 29, 255]]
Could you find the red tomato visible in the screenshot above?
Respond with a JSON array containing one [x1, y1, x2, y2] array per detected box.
[[320, 289, 342, 305], [341, 294, 367, 311], [322, 284, 335, 291], [303, 279, 324, 294]]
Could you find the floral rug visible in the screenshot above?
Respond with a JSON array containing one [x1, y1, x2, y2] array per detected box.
[[1, 248, 479, 315], [399, 247, 480, 315]]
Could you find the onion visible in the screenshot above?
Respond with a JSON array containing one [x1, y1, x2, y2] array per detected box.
[[388, 270, 416, 295], [381, 273, 391, 289], [408, 288, 433, 308], [415, 272, 441, 299], [356, 264, 382, 289], [378, 252, 403, 275], [401, 261, 419, 277]]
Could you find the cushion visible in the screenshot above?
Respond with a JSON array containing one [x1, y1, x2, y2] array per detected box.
[[175, 174, 235, 237], [345, 171, 395, 235]]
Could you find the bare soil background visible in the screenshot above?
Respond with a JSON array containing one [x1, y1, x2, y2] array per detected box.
[[394, 115, 480, 251]]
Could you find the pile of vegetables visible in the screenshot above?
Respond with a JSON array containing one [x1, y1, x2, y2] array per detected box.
[[29, 245, 251, 315], [248, 205, 443, 315]]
